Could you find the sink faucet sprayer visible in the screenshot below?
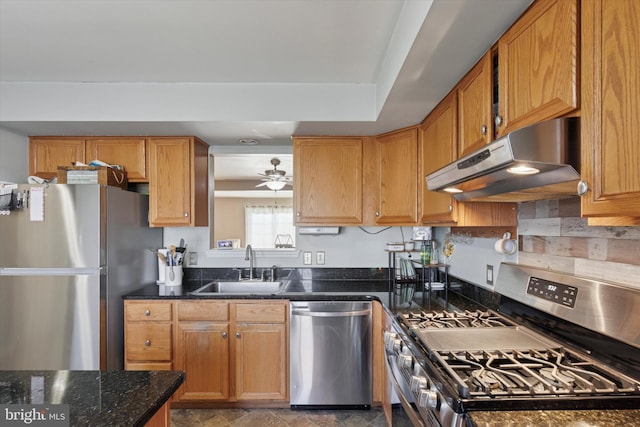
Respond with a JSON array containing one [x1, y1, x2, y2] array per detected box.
[[245, 244, 254, 280]]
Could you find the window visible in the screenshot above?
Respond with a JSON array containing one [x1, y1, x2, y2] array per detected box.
[[245, 204, 295, 248]]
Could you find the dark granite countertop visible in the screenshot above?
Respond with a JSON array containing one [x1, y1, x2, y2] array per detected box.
[[469, 409, 640, 426], [120, 268, 640, 425], [0, 370, 184, 426]]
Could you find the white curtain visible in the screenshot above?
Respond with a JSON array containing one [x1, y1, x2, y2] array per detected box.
[[245, 205, 295, 248]]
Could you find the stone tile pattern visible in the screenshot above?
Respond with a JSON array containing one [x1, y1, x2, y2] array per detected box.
[[518, 198, 640, 289], [171, 408, 388, 427]]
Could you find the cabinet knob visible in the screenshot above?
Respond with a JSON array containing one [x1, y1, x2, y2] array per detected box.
[[145, 340, 151, 347], [494, 114, 503, 127], [296, 211, 301, 217], [183, 212, 189, 217], [144, 309, 150, 316], [222, 332, 227, 339], [375, 211, 380, 217], [448, 205, 453, 212], [577, 180, 589, 196], [481, 124, 487, 135], [236, 332, 241, 339]]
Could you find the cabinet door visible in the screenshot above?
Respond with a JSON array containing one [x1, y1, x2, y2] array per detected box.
[[85, 138, 147, 182], [373, 128, 418, 225], [580, 0, 640, 219], [419, 92, 458, 224], [148, 138, 192, 226], [233, 323, 287, 401], [174, 322, 230, 401], [29, 137, 85, 179], [457, 52, 493, 157], [496, 0, 578, 136], [293, 137, 363, 225]]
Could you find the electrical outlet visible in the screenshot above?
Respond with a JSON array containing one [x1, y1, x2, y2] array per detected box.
[[486, 264, 494, 285], [303, 251, 312, 265], [188, 251, 198, 266], [316, 251, 325, 265]]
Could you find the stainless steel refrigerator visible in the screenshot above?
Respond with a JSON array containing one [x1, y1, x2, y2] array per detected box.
[[0, 184, 162, 370]]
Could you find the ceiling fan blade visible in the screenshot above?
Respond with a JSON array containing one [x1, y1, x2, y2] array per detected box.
[[255, 182, 269, 187]]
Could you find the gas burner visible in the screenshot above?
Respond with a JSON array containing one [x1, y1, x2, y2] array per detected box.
[[540, 367, 576, 388], [432, 347, 640, 399], [471, 369, 502, 390], [399, 309, 517, 330]]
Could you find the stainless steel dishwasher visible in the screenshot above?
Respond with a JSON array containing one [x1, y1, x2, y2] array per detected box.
[[290, 301, 372, 408]]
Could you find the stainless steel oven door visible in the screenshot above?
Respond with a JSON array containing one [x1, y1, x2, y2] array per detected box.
[[384, 351, 426, 427]]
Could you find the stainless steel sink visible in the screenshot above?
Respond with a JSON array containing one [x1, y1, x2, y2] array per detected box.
[[191, 280, 284, 295]]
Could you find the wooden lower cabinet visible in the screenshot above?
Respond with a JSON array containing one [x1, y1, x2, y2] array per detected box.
[[172, 299, 289, 404], [124, 301, 173, 371], [175, 321, 230, 401], [234, 322, 287, 400]]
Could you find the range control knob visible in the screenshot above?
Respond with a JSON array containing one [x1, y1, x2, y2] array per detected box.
[[418, 389, 439, 409], [410, 375, 427, 392], [398, 354, 412, 369]]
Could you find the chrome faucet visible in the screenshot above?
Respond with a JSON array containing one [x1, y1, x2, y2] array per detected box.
[[245, 244, 254, 280]]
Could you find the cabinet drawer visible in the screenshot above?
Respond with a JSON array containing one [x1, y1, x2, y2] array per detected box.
[[235, 302, 287, 323], [177, 301, 229, 321], [126, 324, 172, 361], [125, 301, 172, 322], [125, 362, 172, 371]]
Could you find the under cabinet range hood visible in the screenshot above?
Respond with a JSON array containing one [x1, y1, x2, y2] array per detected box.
[[426, 118, 580, 202]]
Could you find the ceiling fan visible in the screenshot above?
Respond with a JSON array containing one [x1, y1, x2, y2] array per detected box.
[[256, 158, 293, 190]]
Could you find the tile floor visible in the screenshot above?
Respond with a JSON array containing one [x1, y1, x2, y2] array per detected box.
[[170, 407, 389, 427]]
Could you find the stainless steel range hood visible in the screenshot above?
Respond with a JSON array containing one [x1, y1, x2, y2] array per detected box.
[[426, 118, 580, 202]]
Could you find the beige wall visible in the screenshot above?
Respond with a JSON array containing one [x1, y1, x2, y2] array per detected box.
[[213, 197, 293, 247], [518, 198, 640, 290]]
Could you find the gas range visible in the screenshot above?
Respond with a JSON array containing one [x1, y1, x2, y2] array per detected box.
[[385, 263, 640, 427]]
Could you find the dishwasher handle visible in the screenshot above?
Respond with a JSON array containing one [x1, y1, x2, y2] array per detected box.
[[291, 309, 371, 318]]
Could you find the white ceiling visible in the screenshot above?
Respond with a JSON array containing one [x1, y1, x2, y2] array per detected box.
[[0, 0, 532, 177]]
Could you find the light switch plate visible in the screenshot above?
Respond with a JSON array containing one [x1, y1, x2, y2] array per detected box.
[[316, 251, 325, 265], [303, 251, 312, 265], [486, 264, 494, 285]]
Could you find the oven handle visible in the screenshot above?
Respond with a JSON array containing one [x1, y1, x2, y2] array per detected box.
[[385, 352, 426, 427]]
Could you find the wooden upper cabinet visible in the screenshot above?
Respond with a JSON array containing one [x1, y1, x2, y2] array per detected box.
[[580, 0, 640, 220], [148, 137, 209, 227], [85, 138, 147, 182], [293, 137, 364, 225], [496, 0, 578, 136], [419, 92, 517, 228], [420, 92, 458, 224], [29, 137, 85, 179], [372, 127, 418, 225], [457, 51, 493, 157]]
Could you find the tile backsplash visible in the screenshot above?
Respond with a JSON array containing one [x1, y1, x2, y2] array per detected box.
[[518, 198, 640, 289]]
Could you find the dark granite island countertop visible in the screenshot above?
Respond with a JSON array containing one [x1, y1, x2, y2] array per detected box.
[[0, 370, 184, 426]]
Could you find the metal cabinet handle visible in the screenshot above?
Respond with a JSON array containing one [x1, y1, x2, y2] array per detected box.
[[448, 205, 453, 212], [375, 211, 380, 217], [145, 340, 151, 347], [577, 180, 589, 196], [144, 309, 150, 316], [236, 332, 241, 339], [481, 124, 487, 135], [183, 212, 189, 217], [222, 332, 227, 339]]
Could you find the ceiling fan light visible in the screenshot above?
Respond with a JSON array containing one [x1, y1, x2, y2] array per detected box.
[[265, 180, 287, 191]]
